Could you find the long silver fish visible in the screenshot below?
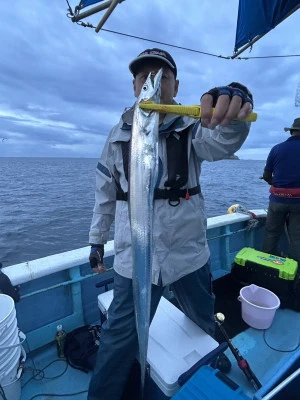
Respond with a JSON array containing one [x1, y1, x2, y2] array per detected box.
[[129, 69, 162, 394]]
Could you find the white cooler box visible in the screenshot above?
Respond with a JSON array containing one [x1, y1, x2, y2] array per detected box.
[[98, 291, 221, 399]]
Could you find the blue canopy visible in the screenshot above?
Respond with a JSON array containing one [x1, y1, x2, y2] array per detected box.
[[78, 0, 105, 9], [235, 0, 300, 53]]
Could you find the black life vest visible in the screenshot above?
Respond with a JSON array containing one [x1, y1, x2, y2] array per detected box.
[[116, 129, 200, 205]]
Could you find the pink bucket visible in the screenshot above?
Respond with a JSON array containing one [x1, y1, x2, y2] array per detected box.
[[238, 284, 280, 329]]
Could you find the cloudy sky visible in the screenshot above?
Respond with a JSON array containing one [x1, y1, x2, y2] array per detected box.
[[1, 0, 299, 160]]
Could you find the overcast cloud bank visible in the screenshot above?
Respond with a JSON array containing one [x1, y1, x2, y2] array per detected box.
[[1, 1, 299, 160]]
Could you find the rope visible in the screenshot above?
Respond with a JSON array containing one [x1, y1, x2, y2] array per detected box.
[[64, 1, 300, 61], [228, 204, 259, 231]]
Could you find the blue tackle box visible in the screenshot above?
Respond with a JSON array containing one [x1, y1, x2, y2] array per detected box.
[[171, 365, 251, 400]]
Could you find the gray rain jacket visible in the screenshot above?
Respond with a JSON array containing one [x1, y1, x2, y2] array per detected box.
[[89, 107, 250, 286]]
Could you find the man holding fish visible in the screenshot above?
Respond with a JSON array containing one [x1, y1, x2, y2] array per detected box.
[[88, 48, 253, 400]]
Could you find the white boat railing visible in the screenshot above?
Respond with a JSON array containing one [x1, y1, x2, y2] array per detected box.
[[2, 209, 267, 352], [4, 209, 267, 286]]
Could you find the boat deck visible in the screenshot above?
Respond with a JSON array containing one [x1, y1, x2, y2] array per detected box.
[[2, 210, 297, 399], [19, 306, 300, 400], [21, 343, 92, 399], [224, 308, 300, 399]]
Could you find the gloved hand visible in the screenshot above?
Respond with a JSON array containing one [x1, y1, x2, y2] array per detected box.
[[200, 81, 253, 129], [228, 82, 253, 107], [89, 245, 106, 273], [202, 82, 253, 108]]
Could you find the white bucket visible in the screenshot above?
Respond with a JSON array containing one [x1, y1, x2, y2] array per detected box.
[[238, 284, 280, 329], [1, 379, 21, 400], [0, 345, 20, 372], [0, 354, 21, 386], [0, 294, 15, 325], [0, 324, 20, 369], [0, 294, 25, 400], [0, 317, 18, 348], [1, 346, 26, 400]]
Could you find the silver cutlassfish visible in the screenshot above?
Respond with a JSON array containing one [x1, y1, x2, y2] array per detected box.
[[129, 69, 162, 394]]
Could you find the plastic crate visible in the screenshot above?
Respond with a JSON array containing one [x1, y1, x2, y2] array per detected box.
[[234, 248, 298, 280], [232, 248, 299, 309]]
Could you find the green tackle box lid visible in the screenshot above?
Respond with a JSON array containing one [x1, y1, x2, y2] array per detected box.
[[234, 247, 298, 281]]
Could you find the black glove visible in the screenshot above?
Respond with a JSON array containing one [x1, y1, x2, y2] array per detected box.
[[202, 82, 253, 108], [89, 245, 104, 269], [0, 265, 20, 302]]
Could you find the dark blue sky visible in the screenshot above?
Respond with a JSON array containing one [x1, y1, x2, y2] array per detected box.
[[0, 0, 299, 159]]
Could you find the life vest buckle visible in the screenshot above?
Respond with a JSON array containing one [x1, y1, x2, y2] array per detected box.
[[168, 198, 180, 207]]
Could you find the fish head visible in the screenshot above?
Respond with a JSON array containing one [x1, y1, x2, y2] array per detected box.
[[138, 68, 162, 105]]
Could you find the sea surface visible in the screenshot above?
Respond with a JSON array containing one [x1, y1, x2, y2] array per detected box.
[[0, 158, 269, 267]]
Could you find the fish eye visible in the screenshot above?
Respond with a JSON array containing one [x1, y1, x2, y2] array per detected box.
[[142, 83, 148, 91]]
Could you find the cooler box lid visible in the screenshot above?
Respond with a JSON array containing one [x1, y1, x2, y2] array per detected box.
[[234, 248, 298, 280], [148, 297, 219, 397], [97, 290, 114, 314], [97, 291, 220, 397]]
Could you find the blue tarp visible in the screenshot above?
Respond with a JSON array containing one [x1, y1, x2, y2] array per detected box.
[[79, 0, 106, 9], [235, 0, 300, 52], [78, 0, 125, 10]]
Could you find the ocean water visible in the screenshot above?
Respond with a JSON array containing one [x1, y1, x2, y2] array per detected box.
[[0, 158, 269, 267]]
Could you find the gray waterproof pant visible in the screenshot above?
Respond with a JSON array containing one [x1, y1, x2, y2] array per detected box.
[[262, 201, 300, 263], [87, 261, 215, 400]]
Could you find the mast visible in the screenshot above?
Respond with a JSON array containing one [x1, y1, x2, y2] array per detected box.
[[70, 0, 124, 32]]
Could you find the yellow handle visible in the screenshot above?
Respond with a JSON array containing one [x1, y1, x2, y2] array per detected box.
[[139, 102, 257, 122]]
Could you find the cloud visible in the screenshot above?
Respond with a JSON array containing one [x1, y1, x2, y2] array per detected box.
[[1, 0, 300, 159]]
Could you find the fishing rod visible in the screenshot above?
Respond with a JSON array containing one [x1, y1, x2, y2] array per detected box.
[[214, 313, 262, 391]]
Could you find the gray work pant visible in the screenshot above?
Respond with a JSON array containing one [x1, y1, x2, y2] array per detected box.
[[87, 261, 215, 400], [262, 201, 300, 263]]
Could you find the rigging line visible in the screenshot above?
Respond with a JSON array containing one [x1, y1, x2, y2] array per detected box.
[[234, 54, 300, 59], [88, 25, 300, 60], [65, 0, 74, 17], [100, 28, 230, 59], [65, 4, 300, 61]]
